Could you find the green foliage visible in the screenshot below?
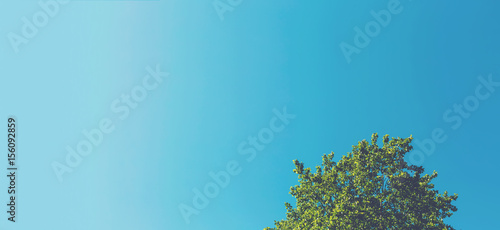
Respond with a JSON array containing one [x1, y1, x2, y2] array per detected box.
[[264, 134, 458, 230]]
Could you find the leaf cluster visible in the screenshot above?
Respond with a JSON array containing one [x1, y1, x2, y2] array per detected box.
[[265, 134, 458, 230]]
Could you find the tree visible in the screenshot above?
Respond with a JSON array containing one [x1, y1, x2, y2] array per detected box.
[[265, 133, 458, 230]]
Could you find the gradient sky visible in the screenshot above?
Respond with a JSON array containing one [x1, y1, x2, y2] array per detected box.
[[1, 0, 499, 229]]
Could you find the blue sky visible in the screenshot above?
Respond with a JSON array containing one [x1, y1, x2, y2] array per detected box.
[[1, 0, 499, 229]]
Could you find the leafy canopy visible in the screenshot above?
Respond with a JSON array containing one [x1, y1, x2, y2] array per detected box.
[[265, 133, 458, 230]]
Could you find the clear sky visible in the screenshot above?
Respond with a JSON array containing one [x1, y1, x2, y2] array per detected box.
[[1, 0, 499, 229]]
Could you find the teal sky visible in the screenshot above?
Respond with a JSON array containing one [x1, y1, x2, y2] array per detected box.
[[1, 1, 499, 229]]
